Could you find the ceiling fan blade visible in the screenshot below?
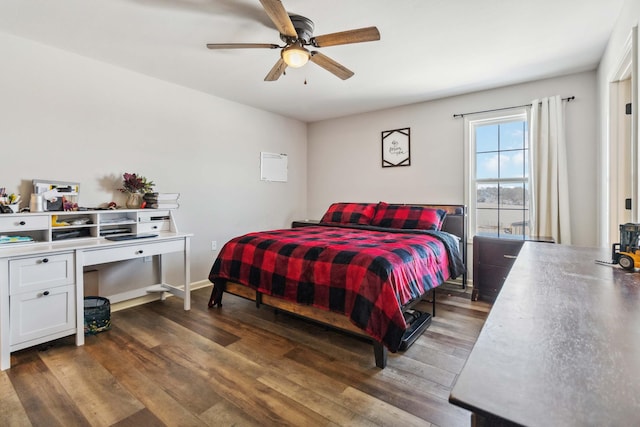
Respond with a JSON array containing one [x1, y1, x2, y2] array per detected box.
[[206, 43, 280, 49], [259, 0, 297, 38], [312, 26, 380, 47], [309, 51, 354, 80], [265, 58, 288, 81]]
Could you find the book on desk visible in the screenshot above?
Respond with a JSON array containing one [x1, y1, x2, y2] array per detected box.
[[143, 192, 180, 209]]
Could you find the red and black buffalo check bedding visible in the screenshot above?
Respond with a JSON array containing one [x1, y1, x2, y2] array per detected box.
[[208, 224, 464, 352]]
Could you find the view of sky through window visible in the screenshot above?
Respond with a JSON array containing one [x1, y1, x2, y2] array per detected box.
[[476, 121, 528, 179], [474, 119, 529, 238]]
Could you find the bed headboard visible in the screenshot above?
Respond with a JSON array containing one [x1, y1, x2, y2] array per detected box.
[[404, 204, 465, 239]]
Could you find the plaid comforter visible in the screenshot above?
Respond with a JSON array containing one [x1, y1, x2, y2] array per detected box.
[[208, 224, 464, 352]]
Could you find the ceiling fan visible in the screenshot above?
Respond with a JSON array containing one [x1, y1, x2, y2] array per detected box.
[[206, 0, 380, 81]]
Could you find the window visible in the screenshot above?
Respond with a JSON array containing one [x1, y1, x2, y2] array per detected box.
[[466, 111, 529, 239]]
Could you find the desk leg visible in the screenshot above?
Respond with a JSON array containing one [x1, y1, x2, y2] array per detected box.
[[159, 237, 191, 310], [158, 253, 167, 302], [0, 260, 9, 370], [154, 237, 191, 310], [75, 251, 85, 346], [184, 236, 191, 311]]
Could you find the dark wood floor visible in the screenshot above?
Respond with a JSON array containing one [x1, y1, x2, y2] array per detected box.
[[1, 284, 490, 427]]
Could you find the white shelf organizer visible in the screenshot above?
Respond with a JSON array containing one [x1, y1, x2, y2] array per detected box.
[[0, 209, 176, 244]]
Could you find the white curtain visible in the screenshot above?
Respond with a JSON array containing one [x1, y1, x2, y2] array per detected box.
[[529, 95, 571, 244]]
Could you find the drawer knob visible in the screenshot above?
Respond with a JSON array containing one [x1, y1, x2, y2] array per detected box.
[[42, 291, 50, 296], [503, 255, 517, 259], [136, 250, 144, 255], [42, 258, 49, 263], [19, 221, 26, 226]]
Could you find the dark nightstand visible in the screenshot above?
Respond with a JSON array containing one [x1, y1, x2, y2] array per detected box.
[[291, 220, 320, 228], [472, 235, 553, 302]]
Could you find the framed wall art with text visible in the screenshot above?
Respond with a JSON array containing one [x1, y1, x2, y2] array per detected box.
[[381, 127, 410, 167]]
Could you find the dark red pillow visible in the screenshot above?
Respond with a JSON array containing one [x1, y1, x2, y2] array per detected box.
[[320, 202, 377, 225], [371, 202, 446, 230]]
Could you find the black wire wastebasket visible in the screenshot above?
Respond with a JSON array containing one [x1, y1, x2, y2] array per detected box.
[[84, 297, 111, 335]]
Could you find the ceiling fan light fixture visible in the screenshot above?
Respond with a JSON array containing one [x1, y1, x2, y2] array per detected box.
[[282, 44, 310, 68], [205, 1, 380, 81]]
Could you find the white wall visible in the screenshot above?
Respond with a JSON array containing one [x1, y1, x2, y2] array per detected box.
[[0, 32, 307, 282], [308, 71, 598, 247], [597, 0, 640, 247], [0, 19, 613, 291]]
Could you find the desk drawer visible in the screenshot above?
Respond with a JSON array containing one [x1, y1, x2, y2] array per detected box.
[[9, 253, 75, 295], [477, 239, 523, 267], [83, 239, 185, 265], [10, 284, 76, 346], [0, 215, 49, 232], [137, 221, 170, 234]]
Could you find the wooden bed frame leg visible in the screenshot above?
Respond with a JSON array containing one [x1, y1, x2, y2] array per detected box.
[[373, 342, 387, 368], [432, 288, 436, 317], [208, 282, 225, 308]]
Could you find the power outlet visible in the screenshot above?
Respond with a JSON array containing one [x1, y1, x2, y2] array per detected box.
[[211, 240, 217, 251], [143, 256, 152, 263]]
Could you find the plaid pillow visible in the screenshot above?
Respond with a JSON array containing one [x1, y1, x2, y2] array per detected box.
[[371, 202, 446, 230], [320, 202, 377, 225]]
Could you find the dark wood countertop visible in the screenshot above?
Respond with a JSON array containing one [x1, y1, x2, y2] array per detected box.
[[450, 242, 640, 426]]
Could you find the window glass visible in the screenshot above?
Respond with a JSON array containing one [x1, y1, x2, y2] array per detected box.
[[475, 209, 499, 237], [469, 114, 529, 239], [476, 152, 500, 180], [476, 124, 498, 152], [498, 150, 527, 179], [499, 121, 527, 150], [499, 182, 528, 209]]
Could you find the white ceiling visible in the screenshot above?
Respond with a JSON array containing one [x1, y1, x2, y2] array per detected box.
[[0, 0, 626, 122]]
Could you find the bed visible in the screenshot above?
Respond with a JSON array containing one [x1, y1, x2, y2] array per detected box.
[[208, 202, 466, 368]]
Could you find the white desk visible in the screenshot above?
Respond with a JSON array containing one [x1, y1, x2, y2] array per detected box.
[[0, 231, 191, 370]]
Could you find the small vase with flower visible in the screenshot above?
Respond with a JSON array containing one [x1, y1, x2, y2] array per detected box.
[[119, 173, 154, 209]]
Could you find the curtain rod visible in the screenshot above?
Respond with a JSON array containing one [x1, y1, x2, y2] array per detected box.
[[453, 96, 575, 118]]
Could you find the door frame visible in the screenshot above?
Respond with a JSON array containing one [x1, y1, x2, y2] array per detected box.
[[608, 27, 637, 246]]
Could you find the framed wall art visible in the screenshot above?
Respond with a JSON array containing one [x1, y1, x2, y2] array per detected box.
[[381, 127, 410, 167]]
